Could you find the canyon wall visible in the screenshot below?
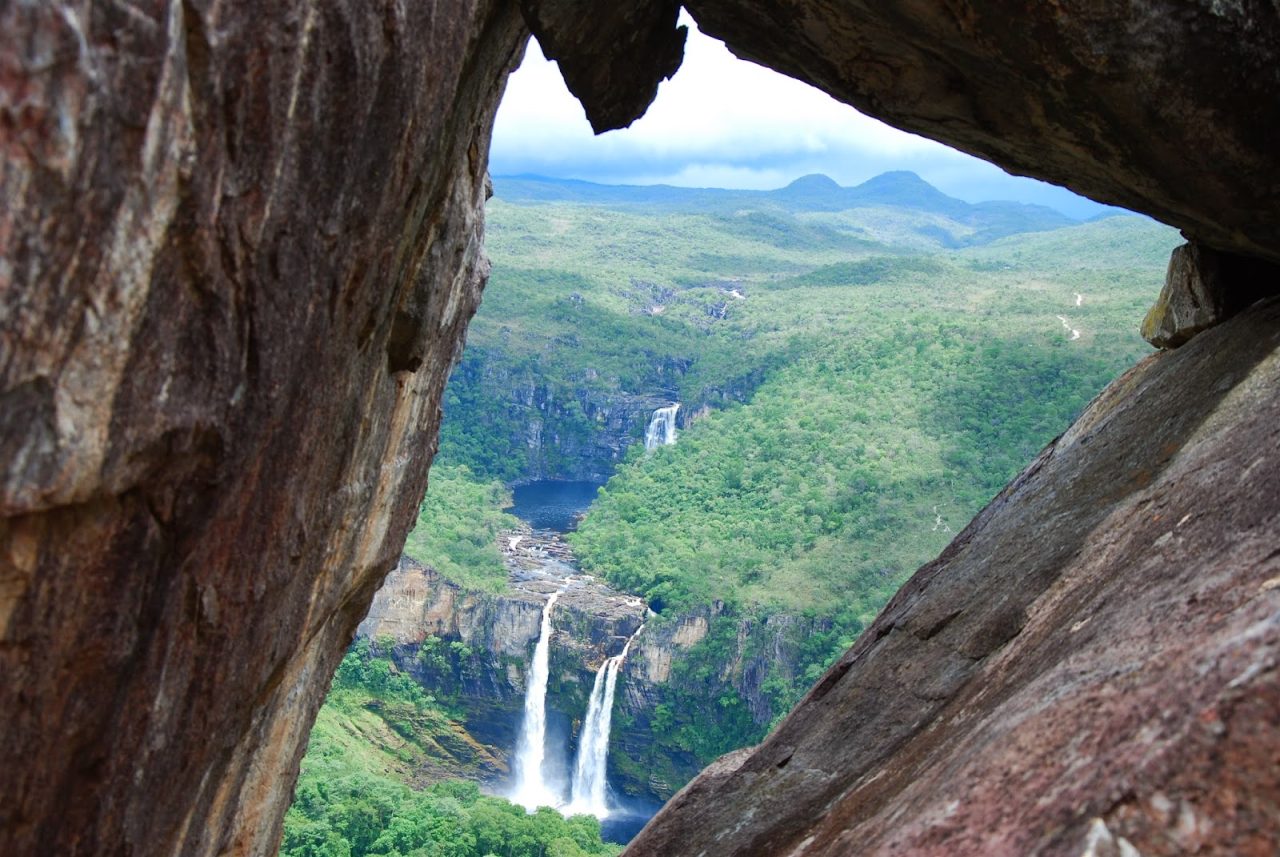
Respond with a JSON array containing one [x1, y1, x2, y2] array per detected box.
[[357, 560, 828, 804], [443, 353, 686, 483], [441, 349, 758, 482], [0, 2, 526, 854]]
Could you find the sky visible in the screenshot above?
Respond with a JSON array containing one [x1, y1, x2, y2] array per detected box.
[[490, 17, 1120, 220]]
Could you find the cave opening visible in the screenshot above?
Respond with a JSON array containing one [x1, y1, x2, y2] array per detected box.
[[297, 15, 1186, 854], [3, 3, 1277, 856]]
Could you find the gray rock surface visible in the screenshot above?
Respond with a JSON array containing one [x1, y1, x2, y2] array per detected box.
[[520, 0, 686, 132], [1143, 242, 1280, 348]]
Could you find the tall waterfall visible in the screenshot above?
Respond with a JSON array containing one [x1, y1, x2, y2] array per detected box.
[[644, 404, 680, 450], [565, 625, 645, 818], [511, 590, 565, 810]]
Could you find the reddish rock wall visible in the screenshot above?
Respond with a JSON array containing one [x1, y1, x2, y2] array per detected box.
[[0, 2, 524, 853]]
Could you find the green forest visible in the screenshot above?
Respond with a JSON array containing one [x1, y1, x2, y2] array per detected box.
[[285, 173, 1180, 854], [283, 640, 621, 857]]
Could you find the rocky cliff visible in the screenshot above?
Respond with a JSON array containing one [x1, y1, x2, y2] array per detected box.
[[4, 1, 1279, 855], [442, 346, 762, 483], [357, 554, 830, 805], [444, 352, 689, 482], [357, 555, 648, 786], [0, 2, 527, 854]]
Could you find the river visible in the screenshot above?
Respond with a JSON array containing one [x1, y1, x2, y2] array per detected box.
[[507, 480, 602, 532], [502, 479, 660, 844]]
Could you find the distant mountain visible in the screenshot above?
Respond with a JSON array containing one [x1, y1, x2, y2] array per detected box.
[[492, 172, 1079, 246]]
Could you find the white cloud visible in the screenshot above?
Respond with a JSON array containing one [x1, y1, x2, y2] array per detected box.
[[491, 15, 1120, 218]]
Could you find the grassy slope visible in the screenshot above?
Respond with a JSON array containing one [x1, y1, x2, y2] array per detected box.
[[557, 211, 1174, 612]]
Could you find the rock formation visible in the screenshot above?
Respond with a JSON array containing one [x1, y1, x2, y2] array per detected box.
[[3, 0, 1279, 855], [357, 553, 824, 804], [626, 296, 1280, 855], [0, 2, 526, 854], [357, 557, 649, 789], [1142, 242, 1280, 348]]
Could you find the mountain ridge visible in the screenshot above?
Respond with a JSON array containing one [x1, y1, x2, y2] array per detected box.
[[493, 171, 1083, 247]]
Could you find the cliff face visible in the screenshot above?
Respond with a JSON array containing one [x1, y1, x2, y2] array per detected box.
[[4, 0, 1280, 854], [626, 295, 1280, 856], [445, 354, 688, 483], [615, 607, 833, 801], [357, 559, 829, 805], [357, 558, 648, 784], [0, 2, 527, 854]]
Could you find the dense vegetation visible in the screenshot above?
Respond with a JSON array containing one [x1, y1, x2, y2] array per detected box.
[[283, 640, 621, 857], [436, 177, 1175, 778], [287, 173, 1180, 851], [402, 465, 517, 594]]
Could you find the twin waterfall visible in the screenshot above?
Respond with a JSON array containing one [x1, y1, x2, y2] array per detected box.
[[644, 403, 680, 451], [566, 625, 645, 817], [510, 590, 565, 811], [511, 589, 643, 820]]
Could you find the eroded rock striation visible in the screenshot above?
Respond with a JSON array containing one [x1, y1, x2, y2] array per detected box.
[[1, 2, 525, 854], [626, 297, 1280, 855]]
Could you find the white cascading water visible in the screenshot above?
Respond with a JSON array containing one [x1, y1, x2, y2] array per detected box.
[[565, 625, 645, 818], [644, 404, 680, 450], [511, 589, 565, 810]]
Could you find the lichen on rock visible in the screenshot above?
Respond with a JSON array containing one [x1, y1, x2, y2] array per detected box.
[[1142, 242, 1280, 348]]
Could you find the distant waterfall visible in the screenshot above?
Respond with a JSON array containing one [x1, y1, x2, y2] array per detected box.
[[511, 590, 565, 810], [565, 625, 645, 818], [644, 404, 680, 450]]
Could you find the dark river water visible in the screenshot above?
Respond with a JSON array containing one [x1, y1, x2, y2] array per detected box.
[[600, 803, 662, 845], [507, 480, 602, 532]]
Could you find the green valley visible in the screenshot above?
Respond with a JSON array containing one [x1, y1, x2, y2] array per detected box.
[[285, 173, 1180, 853]]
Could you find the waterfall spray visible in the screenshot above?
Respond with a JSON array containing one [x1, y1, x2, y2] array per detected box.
[[566, 624, 645, 817], [644, 404, 680, 451], [511, 590, 565, 810]]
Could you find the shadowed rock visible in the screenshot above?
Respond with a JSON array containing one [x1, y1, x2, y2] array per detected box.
[[520, 0, 686, 133], [0, 2, 525, 854], [1143, 243, 1280, 348]]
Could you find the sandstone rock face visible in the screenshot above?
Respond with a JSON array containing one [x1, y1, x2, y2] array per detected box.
[[0, 2, 524, 854], [684, 0, 1280, 265], [1142, 242, 1280, 348], [357, 557, 650, 788], [625, 297, 1280, 856]]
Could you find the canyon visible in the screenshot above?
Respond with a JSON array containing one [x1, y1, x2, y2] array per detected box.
[[356, 533, 826, 811], [2, 1, 1279, 856]]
